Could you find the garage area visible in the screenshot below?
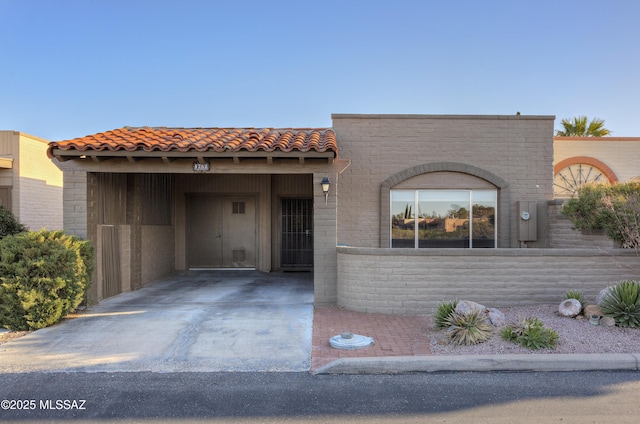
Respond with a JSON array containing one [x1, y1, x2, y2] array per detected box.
[[0, 271, 314, 372]]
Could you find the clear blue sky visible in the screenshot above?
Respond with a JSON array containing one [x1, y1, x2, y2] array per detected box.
[[1, 0, 639, 141]]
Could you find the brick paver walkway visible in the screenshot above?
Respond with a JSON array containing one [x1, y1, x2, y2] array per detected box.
[[311, 306, 432, 371]]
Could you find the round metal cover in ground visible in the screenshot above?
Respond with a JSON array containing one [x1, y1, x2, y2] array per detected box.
[[329, 332, 375, 350]]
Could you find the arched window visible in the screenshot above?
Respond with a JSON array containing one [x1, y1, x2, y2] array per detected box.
[[381, 162, 509, 248]]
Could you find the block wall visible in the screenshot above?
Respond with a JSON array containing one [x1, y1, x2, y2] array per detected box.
[[333, 114, 555, 248], [16, 134, 63, 230], [337, 247, 639, 315]]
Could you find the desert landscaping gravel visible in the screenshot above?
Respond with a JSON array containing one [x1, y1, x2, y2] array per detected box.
[[429, 303, 640, 355]]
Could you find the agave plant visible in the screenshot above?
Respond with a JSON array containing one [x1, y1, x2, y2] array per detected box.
[[599, 280, 640, 328], [501, 317, 558, 350], [445, 310, 493, 346], [434, 299, 458, 329]]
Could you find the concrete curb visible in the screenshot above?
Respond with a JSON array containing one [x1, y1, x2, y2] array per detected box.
[[312, 353, 640, 375]]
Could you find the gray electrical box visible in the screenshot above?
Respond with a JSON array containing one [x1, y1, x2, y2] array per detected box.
[[517, 201, 538, 242]]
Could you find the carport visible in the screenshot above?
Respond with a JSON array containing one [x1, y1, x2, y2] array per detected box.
[[48, 127, 344, 305], [0, 271, 314, 372]]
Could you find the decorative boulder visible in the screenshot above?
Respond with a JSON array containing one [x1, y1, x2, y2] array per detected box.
[[558, 298, 582, 317], [595, 287, 614, 305], [486, 308, 505, 327], [600, 316, 616, 327], [455, 300, 486, 316], [583, 304, 602, 319]]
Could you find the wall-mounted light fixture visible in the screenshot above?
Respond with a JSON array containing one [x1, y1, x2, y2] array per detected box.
[[321, 176, 331, 205]]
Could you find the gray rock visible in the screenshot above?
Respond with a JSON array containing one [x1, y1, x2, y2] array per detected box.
[[596, 287, 615, 305], [455, 300, 486, 316], [558, 298, 582, 317], [486, 308, 505, 327], [600, 316, 617, 327], [583, 304, 602, 319]]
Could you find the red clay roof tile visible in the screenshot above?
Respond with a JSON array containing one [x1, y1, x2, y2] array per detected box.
[[49, 127, 337, 156]]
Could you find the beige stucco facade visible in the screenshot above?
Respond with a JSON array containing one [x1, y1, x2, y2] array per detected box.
[[554, 137, 640, 183], [0, 131, 63, 230], [554, 137, 640, 197]]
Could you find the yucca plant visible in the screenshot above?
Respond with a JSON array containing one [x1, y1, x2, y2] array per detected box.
[[445, 310, 493, 346], [501, 317, 558, 350], [599, 280, 640, 328], [434, 299, 458, 329]]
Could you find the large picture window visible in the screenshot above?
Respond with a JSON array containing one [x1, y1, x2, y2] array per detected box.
[[391, 190, 497, 248]]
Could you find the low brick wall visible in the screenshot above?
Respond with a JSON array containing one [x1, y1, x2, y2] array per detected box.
[[337, 247, 639, 315]]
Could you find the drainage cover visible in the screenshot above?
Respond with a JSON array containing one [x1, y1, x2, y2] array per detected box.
[[329, 332, 375, 350]]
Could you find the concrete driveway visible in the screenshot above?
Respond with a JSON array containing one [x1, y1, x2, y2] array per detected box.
[[0, 271, 314, 373]]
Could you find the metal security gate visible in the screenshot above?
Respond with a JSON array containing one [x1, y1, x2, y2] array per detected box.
[[280, 198, 313, 269]]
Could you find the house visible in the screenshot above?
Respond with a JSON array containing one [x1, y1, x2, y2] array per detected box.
[[47, 115, 638, 312], [0, 131, 63, 231]]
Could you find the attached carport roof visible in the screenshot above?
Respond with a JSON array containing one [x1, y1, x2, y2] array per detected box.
[[47, 126, 338, 163]]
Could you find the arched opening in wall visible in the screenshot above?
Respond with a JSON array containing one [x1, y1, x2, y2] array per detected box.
[[389, 171, 499, 248], [553, 156, 618, 198]]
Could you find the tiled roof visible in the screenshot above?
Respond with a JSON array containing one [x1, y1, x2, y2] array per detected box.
[[48, 127, 337, 156]]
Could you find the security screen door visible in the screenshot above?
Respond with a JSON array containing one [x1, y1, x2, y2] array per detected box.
[[187, 196, 256, 268], [280, 198, 313, 269]]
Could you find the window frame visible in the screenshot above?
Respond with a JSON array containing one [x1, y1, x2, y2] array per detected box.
[[390, 189, 497, 249]]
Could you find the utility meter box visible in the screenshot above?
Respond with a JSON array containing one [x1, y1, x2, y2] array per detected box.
[[517, 201, 538, 242]]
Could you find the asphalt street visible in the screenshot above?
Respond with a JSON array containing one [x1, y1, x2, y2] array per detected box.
[[1, 371, 639, 423]]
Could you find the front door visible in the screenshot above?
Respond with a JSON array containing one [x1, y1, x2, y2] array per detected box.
[[187, 196, 256, 268], [280, 198, 313, 269]]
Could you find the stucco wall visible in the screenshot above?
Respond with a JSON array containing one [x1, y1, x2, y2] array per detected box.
[[333, 114, 555, 249], [554, 137, 640, 183], [337, 247, 639, 315]]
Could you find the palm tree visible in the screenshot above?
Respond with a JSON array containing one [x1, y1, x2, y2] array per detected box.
[[555, 116, 611, 137]]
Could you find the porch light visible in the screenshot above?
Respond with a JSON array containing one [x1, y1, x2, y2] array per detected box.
[[321, 177, 331, 205]]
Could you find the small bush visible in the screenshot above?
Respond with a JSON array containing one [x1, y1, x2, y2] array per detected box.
[[445, 310, 493, 346], [434, 299, 458, 329], [562, 180, 640, 250], [0, 206, 27, 239], [501, 317, 558, 350], [0, 230, 94, 331], [599, 280, 640, 328], [564, 290, 586, 311]]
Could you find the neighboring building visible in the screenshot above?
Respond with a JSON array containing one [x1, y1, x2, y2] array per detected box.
[[554, 136, 640, 197], [47, 116, 638, 312], [0, 131, 63, 230]]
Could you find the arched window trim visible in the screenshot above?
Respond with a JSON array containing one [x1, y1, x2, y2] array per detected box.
[[380, 162, 511, 247]]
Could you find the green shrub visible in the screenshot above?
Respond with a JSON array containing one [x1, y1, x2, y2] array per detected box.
[[434, 299, 458, 329], [445, 310, 493, 346], [501, 317, 558, 350], [564, 290, 586, 311], [562, 180, 640, 250], [0, 230, 94, 331], [599, 280, 640, 328], [0, 206, 27, 239]]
